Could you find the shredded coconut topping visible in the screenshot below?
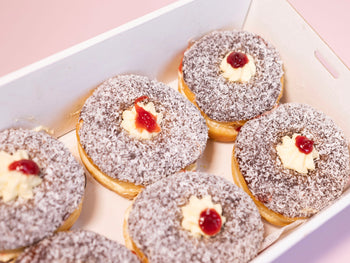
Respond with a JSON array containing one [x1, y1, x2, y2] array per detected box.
[[0, 129, 85, 250], [182, 30, 284, 122], [15, 229, 139, 263], [128, 172, 264, 263], [235, 103, 350, 218], [79, 75, 208, 186]]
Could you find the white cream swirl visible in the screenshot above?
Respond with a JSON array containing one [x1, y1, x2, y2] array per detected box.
[[276, 134, 319, 174], [0, 150, 42, 202], [181, 195, 225, 238], [220, 52, 256, 82], [121, 101, 162, 140]]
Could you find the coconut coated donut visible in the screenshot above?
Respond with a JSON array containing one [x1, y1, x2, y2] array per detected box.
[[15, 229, 140, 263], [232, 103, 350, 225], [0, 129, 85, 261], [179, 30, 284, 141], [125, 172, 264, 263], [77, 74, 208, 199]]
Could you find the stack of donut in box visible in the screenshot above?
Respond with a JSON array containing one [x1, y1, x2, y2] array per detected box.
[[1, 29, 348, 263]]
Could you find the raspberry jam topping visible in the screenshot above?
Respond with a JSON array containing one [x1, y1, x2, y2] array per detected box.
[[295, 135, 314, 154], [199, 208, 222, 236], [134, 96, 161, 133], [8, 159, 40, 175], [226, 52, 249, 68]]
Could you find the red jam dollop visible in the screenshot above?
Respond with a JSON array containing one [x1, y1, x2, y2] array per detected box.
[[295, 135, 314, 154], [134, 96, 161, 133], [8, 159, 40, 175], [227, 52, 249, 68], [198, 208, 222, 236]]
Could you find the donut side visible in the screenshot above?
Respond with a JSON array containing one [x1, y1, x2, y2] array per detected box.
[[123, 204, 148, 263], [76, 120, 144, 199], [178, 66, 245, 141]]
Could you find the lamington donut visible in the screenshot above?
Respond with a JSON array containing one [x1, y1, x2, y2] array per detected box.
[[124, 172, 264, 263], [232, 103, 350, 226], [178, 30, 284, 141], [15, 229, 140, 263], [0, 129, 85, 262], [77, 74, 208, 199]]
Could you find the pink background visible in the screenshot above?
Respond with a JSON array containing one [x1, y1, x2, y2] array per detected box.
[[1, 0, 349, 77], [0, 0, 349, 262]]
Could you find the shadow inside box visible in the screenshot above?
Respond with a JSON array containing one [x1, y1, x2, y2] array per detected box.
[[197, 139, 216, 171], [72, 172, 101, 226], [71, 167, 132, 243], [272, 205, 350, 263]]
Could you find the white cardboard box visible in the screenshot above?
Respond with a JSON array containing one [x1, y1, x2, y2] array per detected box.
[[0, 0, 349, 262]]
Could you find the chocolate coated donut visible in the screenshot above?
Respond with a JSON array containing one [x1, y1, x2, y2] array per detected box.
[[126, 172, 264, 263], [234, 103, 350, 219], [0, 129, 85, 252]]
